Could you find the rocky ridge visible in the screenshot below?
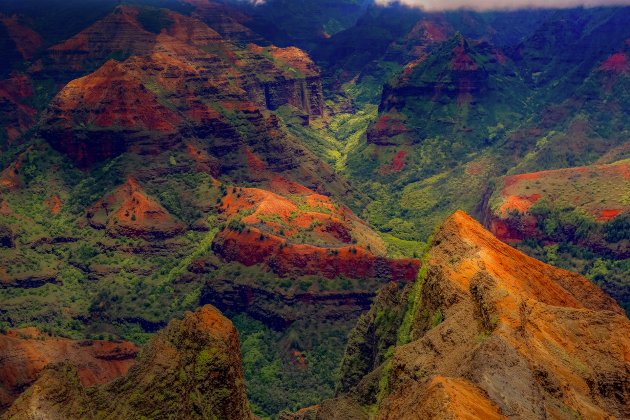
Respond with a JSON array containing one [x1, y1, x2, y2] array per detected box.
[[4, 305, 253, 419], [284, 211, 630, 419]]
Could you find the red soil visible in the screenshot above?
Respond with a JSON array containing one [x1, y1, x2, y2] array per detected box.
[[499, 193, 541, 214], [0, 150, 28, 190], [44, 194, 62, 215], [379, 150, 408, 174], [390, 150, 407, 172], [186, 143, 220, 178], [451, 44, 478, 72], [497, 160, 630, 219], [247, 44, 319, 77], [600, 52, 629, 73], [214, 227, 420, 282], [369, 114, 409, 145], [420, 20, 449, 43], [599, 209, 621, 221], [0, 328, 137, 409], [245, 148, 267, 173], [268, 175, 313, 196], [51, 59, 181, 132], [87, 177, 184, 239]]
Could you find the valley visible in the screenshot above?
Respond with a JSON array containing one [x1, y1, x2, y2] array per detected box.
[[0, 0, 629, 418]]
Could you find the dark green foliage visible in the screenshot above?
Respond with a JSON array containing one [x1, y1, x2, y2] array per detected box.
[[136, 7, 173, 34], [233, 314, 347, 419]]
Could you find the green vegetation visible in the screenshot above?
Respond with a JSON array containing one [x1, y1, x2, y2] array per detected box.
[[233, 314, 348, 419]]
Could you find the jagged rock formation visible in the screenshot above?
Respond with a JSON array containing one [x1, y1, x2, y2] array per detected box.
[[0, 328, 138, 411], [286, 211, 630, 419], [4, 305, 254, 419], [40, 5, 326, 167]]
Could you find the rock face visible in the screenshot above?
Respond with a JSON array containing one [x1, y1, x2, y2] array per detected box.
[[41, 6, 326, 167], [214, 227, 419, 281], [201, 276, 377, 330], [46, 5, 156, 74], [86, 177, 185, 240], [0, 328, 138, 411], [0, 75, 37, 142], [296, 211, 630, 419], [211, 184, 420, 282], [5, 305, 254, 419]]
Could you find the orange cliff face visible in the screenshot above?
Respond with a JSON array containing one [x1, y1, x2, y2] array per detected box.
[[0, 328, 138, 410], [4, 306, 254, 420], [86, 177, 185, 240], [378, 211, 630, 419]]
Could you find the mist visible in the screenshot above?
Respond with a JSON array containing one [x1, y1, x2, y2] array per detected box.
[[374, 0, 630, 11]]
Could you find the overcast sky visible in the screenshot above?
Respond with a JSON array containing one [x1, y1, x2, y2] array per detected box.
[[373, 0, 630, 11]]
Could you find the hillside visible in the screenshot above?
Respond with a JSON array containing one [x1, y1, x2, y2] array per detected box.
[[1, 1, 630, 418]]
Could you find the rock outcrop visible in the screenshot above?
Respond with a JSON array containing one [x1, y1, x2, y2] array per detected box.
[[40, 6, 326, 167], [5, 305, 254, 419], [213, 227, 419, 282], [212, 184, 419, 282], [0, 328, 138, 411], [290, 211, 630, 419], [86, 177, 185, 240]]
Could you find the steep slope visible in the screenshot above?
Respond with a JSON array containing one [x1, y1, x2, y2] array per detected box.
[[210, 182, 419, 281], [484, 159, 630, 313], [46, 5, 156, 76], [0, 75, 37, 143], [0, 328, 137, 411], [291, 211, 630, 419], [86, 177, 185, 240], [4, 305, 253, 419]]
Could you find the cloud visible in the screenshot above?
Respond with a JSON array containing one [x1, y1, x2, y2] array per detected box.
[[374, 0, 630, 11]]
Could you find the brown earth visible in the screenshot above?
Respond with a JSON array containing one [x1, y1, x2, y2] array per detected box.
[[0, 328, 138, 411], [286, 211, 630, 419], [86, 177, 185, 240], [4, 305, 254, 419]]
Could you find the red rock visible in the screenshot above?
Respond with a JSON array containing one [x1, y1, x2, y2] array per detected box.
[[600, 52, 629, 73], [379, 211, 630, 419], [86, 177, 185, 239], [0, 328, 137, 410], [47, 6, 156, 71], [213, 227, 420, 282], [0, 15, 43, 59]]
